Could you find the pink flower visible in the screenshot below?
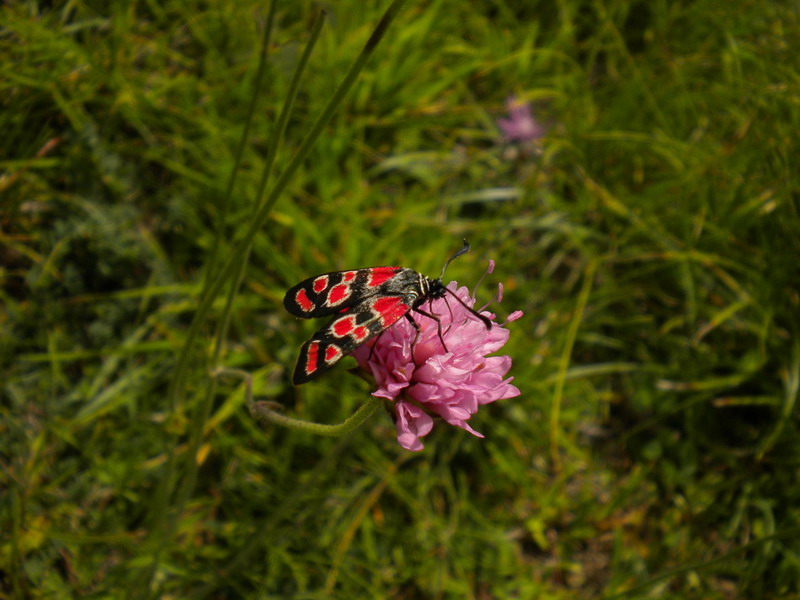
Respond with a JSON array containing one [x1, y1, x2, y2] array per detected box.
[[352, 265, 522, 451], [497, 95, 545, 144]]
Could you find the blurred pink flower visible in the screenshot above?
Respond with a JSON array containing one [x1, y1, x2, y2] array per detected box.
[[497, 95, 545, 144], [352, 266, 522, 451]]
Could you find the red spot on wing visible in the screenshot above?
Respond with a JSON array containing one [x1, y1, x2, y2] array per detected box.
[[328, 283, 350, 305], [342, 271, 357, 283], [324, 345, 342, 363], [296, 289, 314, 312], [332, 315, 355, 337], [367, 267, 400, 287], [313, 275, 328, 293], [352, 326, 369, 342], [372, 296, 411, 326], [305, 341, 320, 375]]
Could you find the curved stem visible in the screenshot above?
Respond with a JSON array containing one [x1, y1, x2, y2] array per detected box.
[[213, 367, 384, 437], [251, 397, 384, 437]]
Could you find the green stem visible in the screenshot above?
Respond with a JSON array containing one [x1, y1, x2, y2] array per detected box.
[[166, 0, 409, 418], [201, 1, 277, 291], [550, 258, 597, 472], [142, 1, 409, 594], [214, 367, 384, 437], [135, 11, 285, 597], [251, 397, 384, 437], [177, 4, 325, 513]]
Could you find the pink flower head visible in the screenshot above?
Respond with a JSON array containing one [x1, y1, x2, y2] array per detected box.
[[497, 96, 545, 144], [352, 264, 522, 451]]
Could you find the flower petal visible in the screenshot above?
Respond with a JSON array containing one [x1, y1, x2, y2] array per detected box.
[[395, 401, 434, 451]]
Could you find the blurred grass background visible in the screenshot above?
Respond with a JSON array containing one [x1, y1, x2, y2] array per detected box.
[[2, 0, 800, 598]]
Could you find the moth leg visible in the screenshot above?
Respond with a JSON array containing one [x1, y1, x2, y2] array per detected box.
[[412, 305, 448, 353], [367, 329, 388, 361], [441, 295, 455, 337], [404, 312, 423, 367]]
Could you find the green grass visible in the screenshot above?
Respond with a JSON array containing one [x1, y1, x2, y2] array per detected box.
[[2, 0, 800, 598]]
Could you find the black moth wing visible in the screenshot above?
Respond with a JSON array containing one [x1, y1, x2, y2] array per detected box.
[[283, 266, 404, 319], [292, 290, 421, 384]]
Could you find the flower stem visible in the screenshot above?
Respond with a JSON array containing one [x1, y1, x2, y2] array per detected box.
[[214, 367, 383, 437], [251, 397, 383, 436]]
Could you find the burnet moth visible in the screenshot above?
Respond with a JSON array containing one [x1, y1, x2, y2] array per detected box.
[[283, 240, 492, 384]]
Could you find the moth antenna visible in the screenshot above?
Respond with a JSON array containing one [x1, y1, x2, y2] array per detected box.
[[443, 286, 492, 329], [440, 239, 470, 279]]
